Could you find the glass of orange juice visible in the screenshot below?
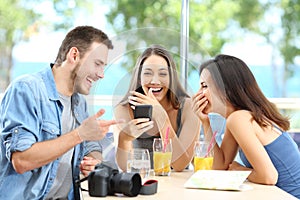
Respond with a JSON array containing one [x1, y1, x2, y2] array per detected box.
[[153, 138, 172, 176], [194, 140, 213, 171]]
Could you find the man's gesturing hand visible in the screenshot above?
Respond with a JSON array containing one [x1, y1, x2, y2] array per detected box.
[[77, 109, 119, 141]]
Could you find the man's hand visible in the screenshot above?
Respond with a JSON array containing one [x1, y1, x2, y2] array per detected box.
[[80, 156, 101, 177], [77, 109, 120, 141]]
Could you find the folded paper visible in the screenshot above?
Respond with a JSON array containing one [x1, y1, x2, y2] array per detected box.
[[184, 170, 252, 191]]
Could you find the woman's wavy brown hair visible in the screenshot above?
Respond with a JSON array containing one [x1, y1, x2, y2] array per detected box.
[[200, 54, 290, 131], [119, 44, 189, 109]]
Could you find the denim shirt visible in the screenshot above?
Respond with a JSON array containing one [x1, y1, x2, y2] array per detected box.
[[0, 66, 89, 200]]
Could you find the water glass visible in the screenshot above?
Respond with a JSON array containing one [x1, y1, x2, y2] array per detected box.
[[153, 138, 172, 176], [127, 148, 151, 179]]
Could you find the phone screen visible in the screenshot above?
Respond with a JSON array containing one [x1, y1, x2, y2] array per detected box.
[[135, 86, 145, 94], [134, 105, 152, 120], [130, 87, 145, 108]]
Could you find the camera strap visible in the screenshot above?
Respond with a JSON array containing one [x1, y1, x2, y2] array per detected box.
[[139, 179, 158, 195]]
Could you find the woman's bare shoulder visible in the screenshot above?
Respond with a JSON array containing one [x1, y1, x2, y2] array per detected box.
[[115, 103, 128, 111], [181, 97, 200, 121], [182, 97, 192, 107], [227, 110, 252, 126], [181, 97, 194, 113], [228, 110, 252, 119], [114, 103, 132, 120]]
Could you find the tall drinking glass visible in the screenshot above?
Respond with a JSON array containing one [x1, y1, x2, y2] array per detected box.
[[153, 138, 172, 176], [194, 140, 214, 171], [127, 148, 151, 179]]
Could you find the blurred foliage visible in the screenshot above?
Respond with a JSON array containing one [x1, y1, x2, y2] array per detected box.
[[1, 0, 299, 97], [279, 0, 300, 96], [257, 0, 300, 96], [0, 0, 93, 91], [105, 0, 300, 97], [105, 0, 264, 72]]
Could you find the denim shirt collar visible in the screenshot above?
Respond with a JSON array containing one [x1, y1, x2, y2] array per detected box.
[[43, 65, 86, 123], [42, 64, 60, 101]]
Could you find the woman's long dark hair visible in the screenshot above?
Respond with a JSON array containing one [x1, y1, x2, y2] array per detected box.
[[119, 44, 189, 109], [200, 54, 290, 131]]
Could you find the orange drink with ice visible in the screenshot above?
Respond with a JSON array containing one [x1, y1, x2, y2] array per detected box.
[[194, 156, 213, 171], [153, 151, 172, 176], [194, 140, 214, 171]]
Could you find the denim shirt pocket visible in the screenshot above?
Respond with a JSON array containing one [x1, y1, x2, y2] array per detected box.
[[41, 121, 61, 140]]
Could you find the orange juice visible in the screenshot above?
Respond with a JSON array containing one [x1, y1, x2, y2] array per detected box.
[[153, 151, 172, 176], [194, 156, 213, 171]]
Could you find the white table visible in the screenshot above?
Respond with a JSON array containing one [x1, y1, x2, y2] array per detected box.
[[80, 170, 298, 200]]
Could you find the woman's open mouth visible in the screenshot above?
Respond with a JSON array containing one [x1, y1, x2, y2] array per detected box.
[[149, 87, 163, 94]]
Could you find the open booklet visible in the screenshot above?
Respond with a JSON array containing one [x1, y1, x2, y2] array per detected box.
[[184, 170, 252, 191]]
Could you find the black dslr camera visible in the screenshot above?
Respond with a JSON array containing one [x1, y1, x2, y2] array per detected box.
[[88, 161, 142, 197]]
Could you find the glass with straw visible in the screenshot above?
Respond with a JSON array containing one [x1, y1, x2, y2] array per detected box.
[[153, 127, 172, 176], [194, 131, 217, 171]]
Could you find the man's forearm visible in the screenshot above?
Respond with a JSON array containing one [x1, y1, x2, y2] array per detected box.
[[11, 129, 82, 174]]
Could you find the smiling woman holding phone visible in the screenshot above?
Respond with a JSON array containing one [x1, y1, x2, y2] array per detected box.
[[113, 44, 200, 172]]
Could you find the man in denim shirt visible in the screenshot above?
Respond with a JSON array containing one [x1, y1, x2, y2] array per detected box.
[[0, 26, 118, 200]]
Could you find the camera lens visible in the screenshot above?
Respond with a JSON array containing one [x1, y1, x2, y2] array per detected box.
[[111, 172, 142, 197]]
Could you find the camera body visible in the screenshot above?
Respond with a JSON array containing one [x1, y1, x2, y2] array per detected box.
[[88, 162, 142, 197]]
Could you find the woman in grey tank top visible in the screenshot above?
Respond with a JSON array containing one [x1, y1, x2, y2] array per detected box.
[[114, 45, 201, 172]]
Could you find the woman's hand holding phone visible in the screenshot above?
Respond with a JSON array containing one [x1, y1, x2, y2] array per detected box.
[[128, 89, 166, 121], [120, 118, 154, 140]]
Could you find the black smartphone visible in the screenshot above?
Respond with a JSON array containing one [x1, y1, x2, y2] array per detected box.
[[134, 105, 153, 120], [129, 87, 146, 108], [135, 86, 145, 94]]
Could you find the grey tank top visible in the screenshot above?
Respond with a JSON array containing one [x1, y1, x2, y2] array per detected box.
[[133, 99, 185, 168]]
